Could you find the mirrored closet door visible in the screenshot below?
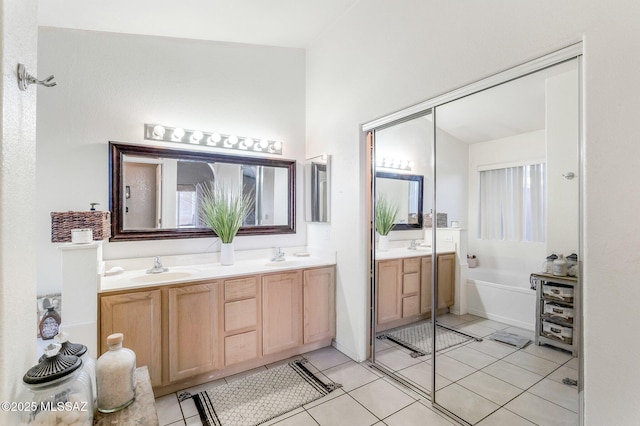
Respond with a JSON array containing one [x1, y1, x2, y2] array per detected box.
[[367, 45, 582, 426]]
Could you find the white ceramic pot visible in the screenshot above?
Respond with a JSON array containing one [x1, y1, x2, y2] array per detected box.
[[220, 242, 235, 265], [378, 234, 389, 251]]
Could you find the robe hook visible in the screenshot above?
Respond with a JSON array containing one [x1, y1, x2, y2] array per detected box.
[[17, 63, 57, 91]]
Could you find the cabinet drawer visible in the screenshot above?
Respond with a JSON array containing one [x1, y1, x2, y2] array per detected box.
[[225, 277, 258, 301], [403, 258, 420, 274], [225, 331, 259, 366], [403, 273, 420, 295], [542, 283, 574, 303], [542, 320, 573, 344], [402, 295, 420, 318], [225, 298, 258, 333], [543, 302, 574, 323]]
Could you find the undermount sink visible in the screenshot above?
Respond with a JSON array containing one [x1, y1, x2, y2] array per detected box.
[[130, 270, 198, 283]]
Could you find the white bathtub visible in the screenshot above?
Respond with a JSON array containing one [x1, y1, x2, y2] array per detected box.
[[466, 267, 536, 331]]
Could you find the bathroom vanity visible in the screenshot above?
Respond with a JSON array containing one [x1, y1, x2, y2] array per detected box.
[[375, 250, 455, 332], [98, 255, 335, 396]]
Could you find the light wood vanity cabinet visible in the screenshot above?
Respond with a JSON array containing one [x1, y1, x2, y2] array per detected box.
[[168, 282, 222, 382], [99, 265, 335, 396], [99, 289, 162, 386], [262, 271, 303, 355], [377, 253, 455, 331]]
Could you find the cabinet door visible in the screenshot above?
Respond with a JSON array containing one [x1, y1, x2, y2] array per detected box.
[[437, 253, 455, 309], [420, 257, 433, 314], [303, 267, 336, 344], [100, 290, 162, 386], [376, 260, 402, 324], [262, 271, 303, 355], [168, 282, 222, 382]]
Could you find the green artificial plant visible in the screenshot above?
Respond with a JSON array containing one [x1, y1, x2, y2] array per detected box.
[[375, 195, 399, 236], [198, 181, 254, 243]]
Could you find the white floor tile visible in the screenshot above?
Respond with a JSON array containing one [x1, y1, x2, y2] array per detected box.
[[502, 327, 535, 341], [263, 408, 312, 426], [323, 360, 381, 392], [564, 356, 579, 370], [397, 362, 451, 392], [523, 343, 573, 364], [457, 371, 522, 406], [155, 393, 184, 426], [469, 318, 511, 331], [476, 408, 536, 425], [528, 378, 579, 413], [482, 360, 544, 390], [547, 364, 579, 386], [304, 346, 352, 371], [505, 392, 578, 425], [166, 420, 185, 426], [184, 416, 201, 426], [466, 339, 518, 359], [433, 354, 477, 382], [456, 322, 497, 338], [434, 383, 500, 424], [436, 314, 468, 327], [307, 394, 379, 426], [374, 347, 423, 371], [444, 346, 498, 370], [502, 350, 561, 376], [384, 401, 455, 426], [179, 397, 198, 419], [303, 388, 346, 410], [349, 378, 415, 419]]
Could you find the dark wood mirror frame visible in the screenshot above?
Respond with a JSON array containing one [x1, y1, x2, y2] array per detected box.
[[375, 171, 424, 231], [109, 142, 296, 241]]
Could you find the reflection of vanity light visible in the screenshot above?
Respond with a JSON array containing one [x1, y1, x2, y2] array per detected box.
[[143, 124, 283, 155], [190, 130, 203, 144], [152, 125, 165, 139], [172, 128, 185, 141], [376, 156, 413, 171], [207, 133, 222, 145]]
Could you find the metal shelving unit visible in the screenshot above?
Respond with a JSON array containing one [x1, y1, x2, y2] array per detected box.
[[531, 272, 579, 356]]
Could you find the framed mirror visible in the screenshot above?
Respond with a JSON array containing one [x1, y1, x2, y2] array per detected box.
[[305, 154, 331, 223], [375, 171, 423, 230], [109, 142, 296, 241]]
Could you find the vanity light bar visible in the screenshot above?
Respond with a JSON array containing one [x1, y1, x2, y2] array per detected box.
[[375, 157, 414, 171], [144, 124, 283, 155]]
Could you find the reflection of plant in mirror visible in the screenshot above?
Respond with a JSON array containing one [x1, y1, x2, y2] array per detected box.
[[198, 182, 254, 243], [375, 195, 399, 236]]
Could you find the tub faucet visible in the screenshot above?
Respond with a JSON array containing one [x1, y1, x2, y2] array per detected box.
[[147, 256, 168, 274], [408, 240, 417, 250], [271, 247, 285, 262]]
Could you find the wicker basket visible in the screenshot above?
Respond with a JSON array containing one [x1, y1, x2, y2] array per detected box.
[[51, 211, 111, 243]]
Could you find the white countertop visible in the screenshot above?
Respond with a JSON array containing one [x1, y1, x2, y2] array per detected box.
[[100, 247, 336, 293]]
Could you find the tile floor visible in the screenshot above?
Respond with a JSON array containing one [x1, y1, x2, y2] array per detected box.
[[155, 314, 578, 426]]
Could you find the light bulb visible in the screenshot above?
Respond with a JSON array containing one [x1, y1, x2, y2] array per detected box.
[[244, 138, 254, 148], [273, 141, 282, 151], [152, 125, 165, 139], [260, 139, 269, 149], [399, 160, 408, 169], [228, 135, 239, 145], [408, 161, 415, 169], [172, 127, 185, 141], [190, 130, 203, 144], [207, 133, 222, 145]]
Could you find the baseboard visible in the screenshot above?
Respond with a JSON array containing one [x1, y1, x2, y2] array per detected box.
[[467, 308, 534, 331], [332, 339, 365, 362]]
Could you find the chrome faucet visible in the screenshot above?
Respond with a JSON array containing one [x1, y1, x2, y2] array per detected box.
[[271, 247, 285, 262], [146, 256, 168, 274], [408, 239, 417, 250]]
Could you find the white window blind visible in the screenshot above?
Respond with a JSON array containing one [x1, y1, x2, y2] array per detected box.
[[478, 163, 545, 241]]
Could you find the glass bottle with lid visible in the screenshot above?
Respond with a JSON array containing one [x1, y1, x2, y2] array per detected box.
[[14, 343, 93, 425], [96, 332, 136, 413]]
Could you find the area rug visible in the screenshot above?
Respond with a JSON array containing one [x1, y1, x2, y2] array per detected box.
[[377, 321, 479, 358], [181, 359, 340, 426]]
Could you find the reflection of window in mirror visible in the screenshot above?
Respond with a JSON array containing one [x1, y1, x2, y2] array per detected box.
[[305, 155, 331, 223]]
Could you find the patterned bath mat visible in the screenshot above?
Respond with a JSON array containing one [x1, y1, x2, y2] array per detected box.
[[181, 359, 340, 426], [378, 321, 480, 358]]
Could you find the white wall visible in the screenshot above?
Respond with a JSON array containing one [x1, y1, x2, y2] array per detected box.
[[0, 0, 38, 421], [36, 28, 306, 295], [306, 1, 640, 423]]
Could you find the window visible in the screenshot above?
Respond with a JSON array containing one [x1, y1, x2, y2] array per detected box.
[[478, 163, 545, 241], [177, 184, 198, 228]]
